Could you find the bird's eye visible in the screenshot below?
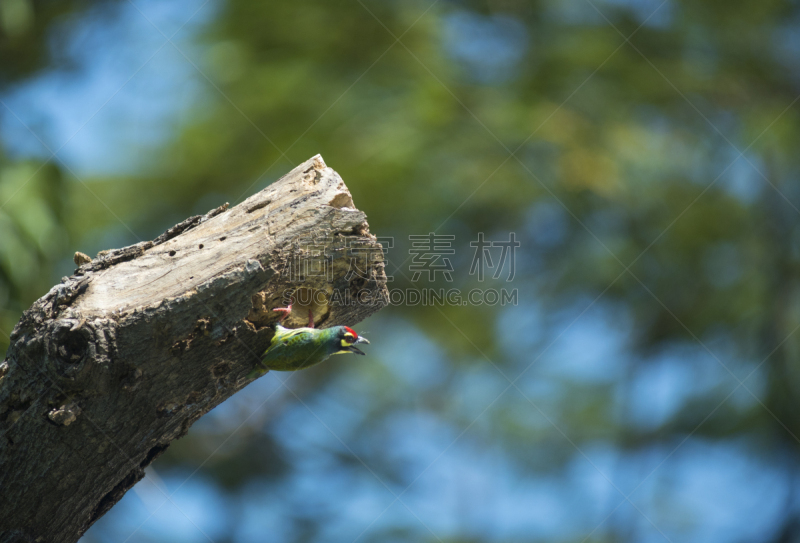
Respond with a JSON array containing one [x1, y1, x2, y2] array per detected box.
[[343, 332, 355, 343]]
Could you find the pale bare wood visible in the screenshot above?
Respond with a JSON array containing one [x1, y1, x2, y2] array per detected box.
[[0, 155, 388, 543]]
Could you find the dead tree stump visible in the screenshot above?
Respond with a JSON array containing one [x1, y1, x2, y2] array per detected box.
[[0, 155, 388, 542]]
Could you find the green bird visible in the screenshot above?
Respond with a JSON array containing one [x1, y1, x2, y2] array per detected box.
[[248, 303, 370, 377]]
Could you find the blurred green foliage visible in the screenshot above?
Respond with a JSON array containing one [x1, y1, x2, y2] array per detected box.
[[0, 158, 66, 350], [3, 0, 800, 541]]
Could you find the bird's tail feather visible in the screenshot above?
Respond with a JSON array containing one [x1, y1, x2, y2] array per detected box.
[[247, 362, 269, 379]]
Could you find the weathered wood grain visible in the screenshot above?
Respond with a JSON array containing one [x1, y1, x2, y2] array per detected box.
[[0, 155, 388, 542]]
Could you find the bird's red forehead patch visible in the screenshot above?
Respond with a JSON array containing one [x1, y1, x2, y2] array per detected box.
[[344, 326, 358, 338]]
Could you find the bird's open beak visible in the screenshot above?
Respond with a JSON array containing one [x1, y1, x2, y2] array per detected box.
[[345, 336, 369, 355]]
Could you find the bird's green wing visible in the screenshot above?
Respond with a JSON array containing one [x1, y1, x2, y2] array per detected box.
[[247, 326, 318, 378], [273, 325, 314, 343]]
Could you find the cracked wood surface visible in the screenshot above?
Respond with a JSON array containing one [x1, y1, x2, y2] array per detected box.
[[0, 155, 388, 543]]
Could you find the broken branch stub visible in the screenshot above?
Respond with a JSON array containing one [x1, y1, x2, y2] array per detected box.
[[0, 155, 388, 542]]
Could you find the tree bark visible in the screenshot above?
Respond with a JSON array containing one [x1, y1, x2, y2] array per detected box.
[[0, 155, 389, 542]]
